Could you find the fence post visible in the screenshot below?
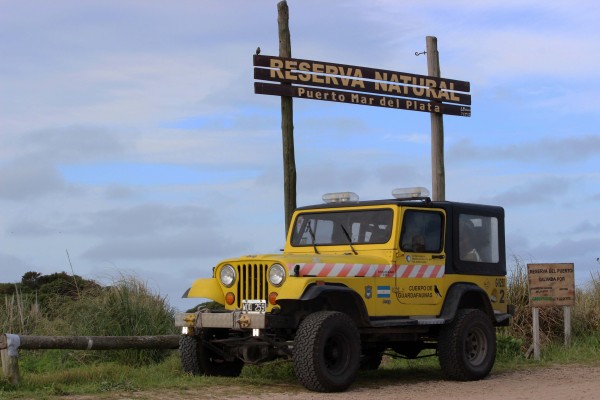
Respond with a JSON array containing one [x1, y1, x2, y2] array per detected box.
[[1, 348, 7, 378], [564, 305, 572, 347], [0, 334, 20, 385], [532, 307, 540, 360]]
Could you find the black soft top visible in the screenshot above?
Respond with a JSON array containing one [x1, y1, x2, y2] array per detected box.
[[296, 198, 504, 216]]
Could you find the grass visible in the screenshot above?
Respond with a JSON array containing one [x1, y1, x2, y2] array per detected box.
[[3, 336, 600, 399], [1, 286, 43, 335], [2, 261, 600, 398]]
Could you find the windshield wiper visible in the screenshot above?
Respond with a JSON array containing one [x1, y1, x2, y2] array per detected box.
[[306, 223, 320, 254], [340, 224, 358, 255]]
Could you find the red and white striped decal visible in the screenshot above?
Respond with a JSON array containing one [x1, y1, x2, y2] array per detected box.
[[291, 263, 444, 278], [394, 264, 445, 278]]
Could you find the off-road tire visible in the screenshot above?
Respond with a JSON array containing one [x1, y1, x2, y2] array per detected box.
[[293, 311, 361, 392], [179, 334, 243, 377], [437, 308, 496, 381]]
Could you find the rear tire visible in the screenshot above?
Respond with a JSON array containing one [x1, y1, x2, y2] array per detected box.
[[437, 308, 496, 381], [293, 311, 361, 392], [179, 334, 243, 377]]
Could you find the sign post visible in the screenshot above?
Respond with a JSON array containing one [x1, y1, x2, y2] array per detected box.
[[527, 263, 575, 359], [277, 0, 296, 235], [426, 36, 445, 201]]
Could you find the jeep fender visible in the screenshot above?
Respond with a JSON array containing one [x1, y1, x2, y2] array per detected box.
[[278, 284, 370, 327], [439, 283, 494, 323], [182, 278, 225, 304]]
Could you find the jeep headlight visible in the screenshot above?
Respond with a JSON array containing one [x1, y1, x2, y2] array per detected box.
[[268, 263, 286, 287], [220, 264, 236, 287]]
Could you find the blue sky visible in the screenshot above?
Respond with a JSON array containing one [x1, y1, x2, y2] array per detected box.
[[1, 0, 599, 311]]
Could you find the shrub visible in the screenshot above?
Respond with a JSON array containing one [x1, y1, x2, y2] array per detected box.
[[572, 272, 600, 335], [2, 273, 177, 370], [58, 275, 177, 365]]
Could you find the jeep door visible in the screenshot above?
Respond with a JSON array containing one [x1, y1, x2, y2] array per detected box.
[[391, 208, 447, 309]]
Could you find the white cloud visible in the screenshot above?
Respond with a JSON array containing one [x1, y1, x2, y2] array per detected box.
[[0, 161, 69, 201], [448, 134, 600, 164]]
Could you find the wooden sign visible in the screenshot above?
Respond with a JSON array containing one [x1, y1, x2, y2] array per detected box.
[[255, 82, 470, 117], [527, 263, 575, 307], [253, 54, 471, 116]]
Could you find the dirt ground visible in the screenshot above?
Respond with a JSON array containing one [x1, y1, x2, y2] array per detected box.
[[62, 364, 600, 400]]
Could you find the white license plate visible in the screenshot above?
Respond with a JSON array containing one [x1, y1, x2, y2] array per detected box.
[[242, 300, 267, 313]]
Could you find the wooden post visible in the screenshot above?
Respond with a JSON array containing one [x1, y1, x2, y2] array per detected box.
[[277, 0, 296, 235], [532, 307, 540, 360], [426, 36, 445, 201], [6, 353, 19, 385], [1, 334, 20, 385], [1, 349, 20, 385], [0, 335, 7, 378], [564, 306, 572, 347], [1, 348, 8, 378]]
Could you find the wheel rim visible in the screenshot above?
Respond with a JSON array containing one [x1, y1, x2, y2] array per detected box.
[[323, 333, 350, 375], [464, 326, 487, 365]]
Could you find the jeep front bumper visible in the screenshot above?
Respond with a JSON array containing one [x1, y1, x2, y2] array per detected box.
[[175, 311, 267, 331]]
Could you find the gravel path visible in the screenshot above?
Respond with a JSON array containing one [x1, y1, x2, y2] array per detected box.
[[59, 364, 600, 400]]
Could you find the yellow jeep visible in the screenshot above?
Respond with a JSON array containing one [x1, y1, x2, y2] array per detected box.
[[175, 188, 512, 392]]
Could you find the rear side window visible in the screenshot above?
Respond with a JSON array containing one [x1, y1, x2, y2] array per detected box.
[[400, 210, 444, 253], [458, 214, 499, 263]]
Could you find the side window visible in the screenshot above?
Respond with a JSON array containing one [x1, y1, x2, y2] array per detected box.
[[458, 214, 499, 263], [400, 210, 443, 253]]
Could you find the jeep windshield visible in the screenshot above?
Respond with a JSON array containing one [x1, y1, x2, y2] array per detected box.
[[290, 209, 393, 247]]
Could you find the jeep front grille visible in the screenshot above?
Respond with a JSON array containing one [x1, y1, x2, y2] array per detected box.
[[235, 263, 269, 308]]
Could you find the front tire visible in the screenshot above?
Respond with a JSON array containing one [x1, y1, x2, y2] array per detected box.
[[179, 334, 243, 377], [437, 308, 496, 381], [293, 311, 361, 392]]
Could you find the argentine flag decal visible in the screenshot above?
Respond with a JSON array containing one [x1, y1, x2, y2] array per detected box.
[[377, 286, 391, 298]]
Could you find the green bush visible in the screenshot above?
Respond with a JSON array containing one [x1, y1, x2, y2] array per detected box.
[[496, 333, 523, 359], [2, 272, 177, 371], [572, 272, 600, 335], [56, 275, 177, 365]]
